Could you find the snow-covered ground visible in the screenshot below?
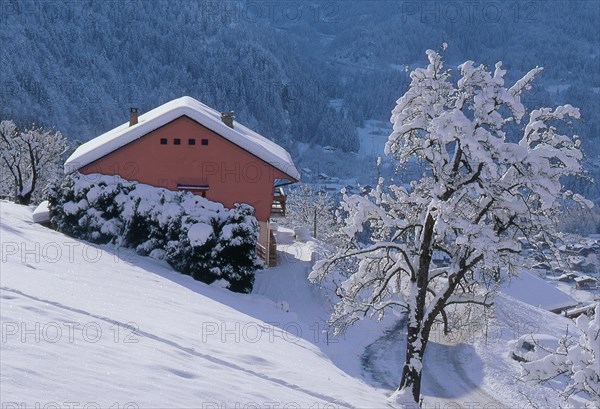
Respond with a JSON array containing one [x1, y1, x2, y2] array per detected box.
[[360, 290, 594, 408], [248, 227, 599, 408], [0, 202, 387, 407], [356, 119, 390, 160], [1, 201, 595, 408], [253, 228, 399, 380], [500, 270, 578, 311]]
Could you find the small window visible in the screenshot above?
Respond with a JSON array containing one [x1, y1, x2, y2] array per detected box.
[[188, 138, 196, 145], [201, 139, 209, 146], [174, 138, 181, 145], [160, 138, 167, 145]]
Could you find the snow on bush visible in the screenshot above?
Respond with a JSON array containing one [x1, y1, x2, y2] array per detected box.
[[48, 173, 262, 293], [32, 200, 51, 224], [187, 223, 214, 246], [521, 305, 599, 408]]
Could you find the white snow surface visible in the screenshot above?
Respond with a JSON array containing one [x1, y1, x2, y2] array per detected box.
[[2, 202, 591, 408], [0, 202, 382, 407], [187, 222, 214, 246], [500, 270, 577, 311], [64, 96, 300, 181], [31, 200, 50, 224]]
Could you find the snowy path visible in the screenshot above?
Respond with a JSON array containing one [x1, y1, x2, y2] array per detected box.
[[362, 318, 505, 408], [256, 226, 589, 408], [422, 337, 504, 408], [256, 228, 507, 407]]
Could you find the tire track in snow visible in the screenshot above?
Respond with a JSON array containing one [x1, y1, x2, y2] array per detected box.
[[361, 318, 406, 389], [1, 286, 360, 408]]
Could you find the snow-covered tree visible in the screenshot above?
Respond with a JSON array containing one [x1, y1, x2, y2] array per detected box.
[[0, 120, 68, 205], [283, 184, 343, 245], [310, 50, 591, 405], [521, 306, 599, 408]]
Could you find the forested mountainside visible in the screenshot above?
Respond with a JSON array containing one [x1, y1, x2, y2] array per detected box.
[[1, 1, 599, 163], [1, 0, 359, 152]]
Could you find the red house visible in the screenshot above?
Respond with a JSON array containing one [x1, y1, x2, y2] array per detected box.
[[65, 96, 300, 265]]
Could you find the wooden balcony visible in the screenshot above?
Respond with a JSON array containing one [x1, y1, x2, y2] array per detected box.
[[270, 187, 287, 218]]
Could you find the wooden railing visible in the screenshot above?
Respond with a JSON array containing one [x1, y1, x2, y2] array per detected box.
[[271, 187, 286, 218], [256, 242, 267, 262], [256, 230, 278, 267], [268, 228, 277, 267]]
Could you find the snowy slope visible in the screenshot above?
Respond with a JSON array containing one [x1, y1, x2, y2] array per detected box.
[[356, 120, 390, 159], [474, 292, 594, 408], [359, 289, 589, 408], [254, 228, 592, 408], [0, 202, 386, 407], [500, 270, 578, 311], [252, 228, 399, 379], [2, 201, 592, 408]]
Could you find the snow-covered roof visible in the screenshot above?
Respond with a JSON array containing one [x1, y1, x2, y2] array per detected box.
[[574, 275, 596, 283], [64, 96, 300, 180], [501, 270, 578, 312]]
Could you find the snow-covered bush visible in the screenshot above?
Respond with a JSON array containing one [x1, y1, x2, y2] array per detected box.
[[48, 173, 261, 293], [211, 204, 264, 293], [521, 306, 599, 408], [48, 173, 131, 243]]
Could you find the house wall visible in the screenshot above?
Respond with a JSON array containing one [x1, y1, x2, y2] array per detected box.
[[79, 115, 291, 221]]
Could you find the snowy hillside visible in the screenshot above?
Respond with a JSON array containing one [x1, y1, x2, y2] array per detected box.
[[1, 201, 597, 407], [0, 202, 387, 407]]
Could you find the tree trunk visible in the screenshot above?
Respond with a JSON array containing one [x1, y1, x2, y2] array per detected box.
[[398, 322, 428, 404], [16, 193, 31, 205], [397, 212, 436, 405]]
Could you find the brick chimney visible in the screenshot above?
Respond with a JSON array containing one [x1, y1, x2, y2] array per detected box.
[[129, 107, 138, 126], [220, 111, 235, 128]]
